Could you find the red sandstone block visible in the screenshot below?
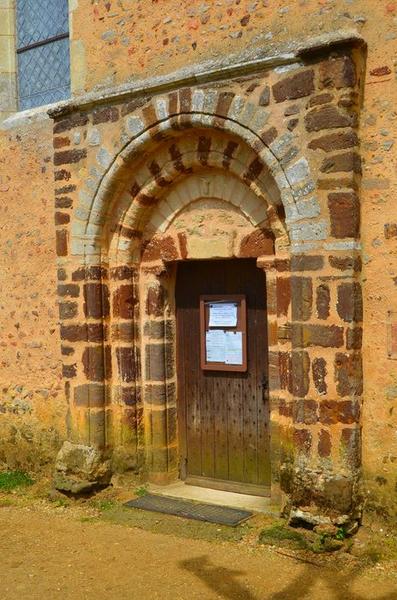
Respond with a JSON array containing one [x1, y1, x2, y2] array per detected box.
[[291, 351, 310, 397], [305, 105, 357, 132], [72, 266, 107, 281], [116, 346, 137, 383], [276, 277, 291, 317], [215, 91, 235, 117], [53, 136, 70, 149], [53, 113, 89, 134], [110, 266, 135, 280], [121, 96, 151, 117], [56, 229, 68, 256], [293, 428, 312, 454], [59, 301, 78, 320], [292, 323, 344, 348], [334, 352, 363, 397], [55, 184, 76, 195], [316, 284, 330, 320], [272, 69, 314, 103], [239, 229, 274, 258], [62, 363, 77, 378], [92, 106, 119, 124], [329, 255, 361, 271], [337, 282, 363, 322], [60, 323, 106, 343], [308, 131, 358, 152], [312, 357, 327, 395], [57, 283, 79, 298], [319, 56, 356, 89], [83, 283, 110, 319], [55, 212, 70, 225], [346, 327, 362, 350], [318, 429, 332, 458], [319, 399, 360, 424], [328, 191, 360, 238], [146, 286, 166, 317], [243, 157, 264, 183], [321, 152, 361, 175], [291, 255, 324, 271], [291, 276, 313, 322], [113, 285, 136, 319], [82, 345, 111, 382], [74, 383, 108, 408], [55, 196, 73, 209], [54, 148, 87, 166], [141, 236, 178, 262], [145, 343, 174, 382]]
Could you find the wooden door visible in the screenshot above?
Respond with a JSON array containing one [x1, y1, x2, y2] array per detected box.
[[176, 259, 270, 496]]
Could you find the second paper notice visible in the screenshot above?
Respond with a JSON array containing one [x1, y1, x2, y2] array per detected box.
[[205, 330, 243, 365]]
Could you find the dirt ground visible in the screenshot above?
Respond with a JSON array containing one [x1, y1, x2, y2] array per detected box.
[[0, 490, 397, 600]]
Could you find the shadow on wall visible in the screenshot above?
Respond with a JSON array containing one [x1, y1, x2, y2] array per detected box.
[[179, 555, 396, 600]]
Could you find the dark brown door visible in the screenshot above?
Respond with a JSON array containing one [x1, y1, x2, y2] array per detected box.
[[176, 259, 270, 496]]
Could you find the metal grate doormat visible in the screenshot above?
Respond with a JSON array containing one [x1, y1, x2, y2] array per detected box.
[[124, 494, 253, 526]]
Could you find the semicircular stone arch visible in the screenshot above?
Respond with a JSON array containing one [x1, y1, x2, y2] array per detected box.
[[70, 92, 320, 261], [104, 131, 290, 267]]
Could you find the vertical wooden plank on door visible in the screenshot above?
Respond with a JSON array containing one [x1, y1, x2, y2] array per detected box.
[[224, 262, 245, 484], [256, 274, 271, 485], [176, 288, 187, 480], [210, 263, 229, 482], [200, 264, 216, 479], [178, 265, 201, 477], [241, 263, 258, 485]]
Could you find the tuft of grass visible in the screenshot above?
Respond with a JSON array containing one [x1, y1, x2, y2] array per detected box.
[[311, 535, 344, 554], [134, 485, 148, 497], [79, 516, 99, 523], [53, 498, 71, 508], [0, 470, 34, 492], [259, 523, 308, 549], [95, 499, 117, 512]]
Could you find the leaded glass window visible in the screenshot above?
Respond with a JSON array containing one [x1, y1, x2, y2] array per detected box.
[[16, 0, 70, 110]]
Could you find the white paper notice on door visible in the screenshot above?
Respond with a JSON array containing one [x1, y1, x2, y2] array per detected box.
[[224, 331, 243, 365], [206, 330, 226, 363], [208, 302, 238, 327]]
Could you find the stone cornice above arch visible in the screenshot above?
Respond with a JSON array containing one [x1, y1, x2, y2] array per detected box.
[[47, 30, 365, 120]]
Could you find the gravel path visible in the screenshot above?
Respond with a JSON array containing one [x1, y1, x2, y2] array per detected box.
[[0, 504, 396, 600]]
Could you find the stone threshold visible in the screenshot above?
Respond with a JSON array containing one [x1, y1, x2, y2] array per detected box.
[[148, 481, 278, 514]]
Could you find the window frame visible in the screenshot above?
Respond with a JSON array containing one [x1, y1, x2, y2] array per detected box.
[[16, 0, 71, 111]]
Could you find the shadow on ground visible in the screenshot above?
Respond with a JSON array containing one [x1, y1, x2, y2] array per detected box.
[[179, 554, 397, 600], [180, 556, 257, 600]]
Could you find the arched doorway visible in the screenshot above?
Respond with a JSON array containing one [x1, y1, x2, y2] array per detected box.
[[52, 55, 364, 524]]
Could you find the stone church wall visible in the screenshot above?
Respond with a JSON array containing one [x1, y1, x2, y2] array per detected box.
[[0, 0, 396, 520]]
